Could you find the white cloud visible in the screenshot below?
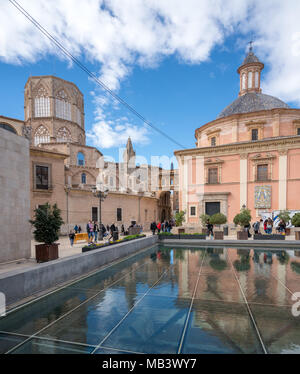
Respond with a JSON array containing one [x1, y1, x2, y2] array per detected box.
[[1, 0, 300, 147]]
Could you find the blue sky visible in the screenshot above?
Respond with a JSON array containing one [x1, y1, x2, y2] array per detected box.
[[1, 1, 300, 166]]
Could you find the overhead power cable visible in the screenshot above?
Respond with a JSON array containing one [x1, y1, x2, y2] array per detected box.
[[9, 0, 187, 149]]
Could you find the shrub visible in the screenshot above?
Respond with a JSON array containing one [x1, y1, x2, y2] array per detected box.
[[200, 214, 210, 226], [233, 208, 252, 227], [278, 210, 291, 224], [210, 213, 227, 225], [175, 210, 185, 226], [29, 203, 64, 245], [292, 213, 300, 227]]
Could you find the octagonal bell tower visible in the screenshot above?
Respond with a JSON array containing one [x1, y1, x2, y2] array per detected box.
[[24, 76, 86, 146]]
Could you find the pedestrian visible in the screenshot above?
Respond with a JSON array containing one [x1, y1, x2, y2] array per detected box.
[[121, 224, 125, 235], [277, 219, 286, 235], [263, 219, 268, 233], [266, 218, 273, 234], [157, 221, 161, 234], [252, 220, 260, 235], [87, 220, 94, 243], [206, 219, 214, 239], [78, 225, 82, 233], [167, 221, 172, 233], [109, 223, 116, 241], [69, 230, 75, 247], [150, 221, 157, 235], [244, 222, 251, 238], [74, 224, 79, 234], [106, 224, 110, 233], [93, 221, 99, 242]]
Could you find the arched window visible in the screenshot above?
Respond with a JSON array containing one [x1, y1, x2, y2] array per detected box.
[[34, 86, 50, 118], [255, 71, 259, 88], [55, 89, 71, 121], [242, 73, 246, 90], [248, 71, 253, 89], [34, 125, 50, 146], [81, 173, 86, 184], [0, 123, 17, 134], [57, 126, 72, 143], [77, 152, 85, 166]]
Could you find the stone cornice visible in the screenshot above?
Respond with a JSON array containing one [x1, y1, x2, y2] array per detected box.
[[30, 146, 68, 159], [174, 135, 300, 157]]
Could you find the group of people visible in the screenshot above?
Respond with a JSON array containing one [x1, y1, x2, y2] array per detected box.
[[253, 218, 287, 235], [150, 220, 175, 235], [68, 221, 119, 246]]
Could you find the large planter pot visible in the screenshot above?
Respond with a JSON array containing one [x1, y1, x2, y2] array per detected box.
[[295, 231, 300, 240], [253, 234, 285, 240], [237, 231, 248, 240], [214, 231, 224, 240], [35, 243, 59, 263]]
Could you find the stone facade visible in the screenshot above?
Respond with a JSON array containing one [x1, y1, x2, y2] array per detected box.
[[175, 48, 300, 226], [0, 128, 31, 262], [1, 75, 178, 237]]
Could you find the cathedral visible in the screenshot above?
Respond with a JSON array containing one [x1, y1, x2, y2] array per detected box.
[[0, 75, 178, 233], [175, 46, 300, 226]]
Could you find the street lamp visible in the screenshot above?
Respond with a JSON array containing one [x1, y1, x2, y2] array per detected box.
[[91, 184, 109, 240], [64, 185, 71, 233]]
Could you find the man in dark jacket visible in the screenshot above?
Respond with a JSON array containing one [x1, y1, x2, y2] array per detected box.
[[150, 222, 157, 235]]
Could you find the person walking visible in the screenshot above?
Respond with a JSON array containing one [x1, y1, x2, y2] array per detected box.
[[87, 220, 94, 243], [157, 221, 161, 234], [78, 225, 82, 233], [93, 221, 99, 242], [109, 223, 116, 241], [69, 230, 75, 247], [150, 221, 157, 235], [206, 219, 214, 239], [253, 220, 261, 235], [121, 224, 125, 235], [74, 224, 79, 234]]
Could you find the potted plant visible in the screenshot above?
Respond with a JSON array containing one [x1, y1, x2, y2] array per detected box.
[[200, 214, 210, 235], [233, 208, 252, 240], [278, 210, 291, 235], [210, 213, 227, 240], [175, 210, 186, 227], [292, 213, 300, 240], [30, 203, 64, 263]]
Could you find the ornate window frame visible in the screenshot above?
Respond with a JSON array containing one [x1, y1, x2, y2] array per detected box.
[[245, 121, 265, 141], [189, 205, 197, 217], [33, 162, 52, 191], [206, 128, 221, 147], [204, 158, 224, 184], [250, 153, 276, 182]]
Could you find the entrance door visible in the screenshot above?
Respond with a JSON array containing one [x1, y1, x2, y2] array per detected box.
[[205, 202, 220, 216]]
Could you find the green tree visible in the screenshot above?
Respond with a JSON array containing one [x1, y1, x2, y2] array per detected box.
[[233, 207, 252, 227], [200, 214, 210, 227], [30, 203, 64, 245], [175, 210, 185, 226], [278, 210, 290, 224], [291, 213, 300, 227], [210, 213, 227, 226]]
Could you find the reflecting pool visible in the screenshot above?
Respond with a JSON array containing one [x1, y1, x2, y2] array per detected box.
[[0, 246, 299, 354]]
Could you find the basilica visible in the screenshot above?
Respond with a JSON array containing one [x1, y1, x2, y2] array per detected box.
[[0, 75, 178, 233], [175, 46, 300, 226]]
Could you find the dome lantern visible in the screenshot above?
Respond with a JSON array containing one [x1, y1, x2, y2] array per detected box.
[[237, 42, 264, 96]]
